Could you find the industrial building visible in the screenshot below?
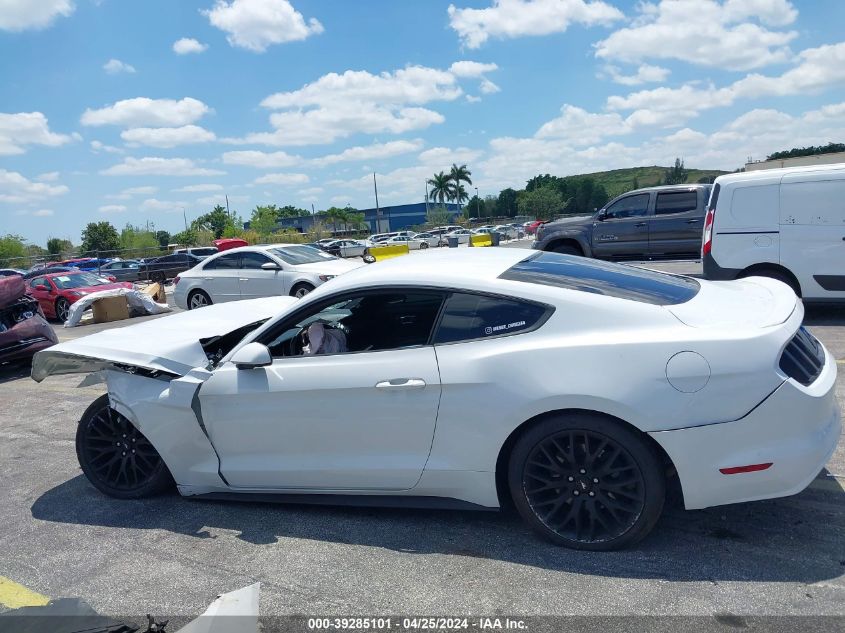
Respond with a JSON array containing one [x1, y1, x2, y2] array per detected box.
[[259, 202, 463, 234]]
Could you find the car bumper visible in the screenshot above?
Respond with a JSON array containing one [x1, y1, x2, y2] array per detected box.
[[650, 344, 841, 510], [0, 315, 58, 363]]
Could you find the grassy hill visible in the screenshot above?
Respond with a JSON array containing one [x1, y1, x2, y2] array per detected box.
[[573, 165, 729, 198]]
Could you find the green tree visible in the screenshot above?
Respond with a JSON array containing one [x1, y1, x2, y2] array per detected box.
[[448, 164, 472, 207], [483, 195, 499, 218], [172, 229, 198, 247], [46, 237, 73, 258], [632, 176, 640, 190], [249, 205, 281, 236], [452, 182, 469, 205], [466, 195, 484, 217], [497, 188, 517, 217], [155, 230, 171, 250], [0, 234, 27, 267], [345, 210, 367, 231], [80, 222, 120, 255], [278, 205, 309, 218], [427, 171, 452, 203], [119, 224, 158, 252], [517, 186, 564, 221], [193, 205, 233, 239], [324, 206, 349, 234], [664, 158, 688, 185], [589, 184, 609, 213], [426, 205, 451, 227]]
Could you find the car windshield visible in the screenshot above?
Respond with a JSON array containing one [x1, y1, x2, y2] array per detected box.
[[268, 245, 337, 264], [50, 272, 112, 289], [500, 252, 700, 306]]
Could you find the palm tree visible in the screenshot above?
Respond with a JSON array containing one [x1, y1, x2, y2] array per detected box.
[[451, 182, 469, 205], [324, 207, 348, 235], [427, 171, 452, 203], [449, 164, 472, 208]]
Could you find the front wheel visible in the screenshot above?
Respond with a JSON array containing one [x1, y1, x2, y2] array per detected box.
[[76, 395, 173, 499], [420, 242, 429, 249], [54, 297, 71, 323], [290, 282, 314, 298], [188, 289, 212, 310], [508, 413, 665, 550]]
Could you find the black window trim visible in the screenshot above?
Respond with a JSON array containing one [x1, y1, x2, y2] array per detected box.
[[254, 285, 554, 358]]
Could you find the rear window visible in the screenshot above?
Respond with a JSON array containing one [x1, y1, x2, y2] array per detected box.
[[434, 292, 549, 344], [500, 252, 699, 306], [655, 190, 698, 215]]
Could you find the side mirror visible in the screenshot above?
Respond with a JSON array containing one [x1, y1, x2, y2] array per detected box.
[[261, 262, 282, 271], [597, 211, 608, 221], [231, 342, 272, 369]]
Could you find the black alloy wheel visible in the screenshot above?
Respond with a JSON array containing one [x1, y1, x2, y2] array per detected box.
[[76, 395, 173, 499], [509, 414, 664, 550]]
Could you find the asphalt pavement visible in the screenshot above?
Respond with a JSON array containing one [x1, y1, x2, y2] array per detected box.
[[0, 248, 843, 623]]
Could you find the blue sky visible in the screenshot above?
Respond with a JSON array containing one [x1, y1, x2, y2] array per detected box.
[[2, 0, 845, 244]]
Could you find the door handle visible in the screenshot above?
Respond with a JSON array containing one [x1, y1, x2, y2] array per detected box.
[[686, 218, 701, 223], [239, 278, 248, 282], [375, 378, 426, 390], [203, 277, 213, 281], [634, 222, 647, 228]]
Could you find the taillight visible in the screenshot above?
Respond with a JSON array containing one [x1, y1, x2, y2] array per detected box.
[[702, 207, 715, 256], [173, 276, 180, 285]]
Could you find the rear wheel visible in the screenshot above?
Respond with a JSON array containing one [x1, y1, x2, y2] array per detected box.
[[76, 395, 173, 499], [420, 242, 429, 249], [552, 243, 582, 256], [187, 289, 212, 310], [54, 297, 71, 323], [290, 282, 314, 298], [508, 413, 665, 550]]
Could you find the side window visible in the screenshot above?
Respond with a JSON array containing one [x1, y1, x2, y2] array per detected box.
[[433, 293, 549, 344], [204, 253, 240, 270], [261, 291, 446, 357], [655, 191, 698, 215], [30, 278, 50, 290], [604, 193, 650, 219], [239, 252, 273, 269]]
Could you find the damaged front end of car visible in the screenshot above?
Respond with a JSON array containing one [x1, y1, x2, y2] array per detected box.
[[0, 284, 58, 365], [31, 296, 295, 496]]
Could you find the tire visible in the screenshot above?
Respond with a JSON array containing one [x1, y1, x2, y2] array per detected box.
[[290, 282, 314, 298], [508, 413, 665, 550], [54, 297, 71, 323], [187, 289, 212, 310], [151, 271, 166, 284], [420, 242, 429, 249], [75, 395, 173, 499], [740, 268, 801, 297], [552, 244, 582, 256]]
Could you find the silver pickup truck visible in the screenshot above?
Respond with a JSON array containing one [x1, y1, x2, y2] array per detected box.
[[532, 184, 712, 260]]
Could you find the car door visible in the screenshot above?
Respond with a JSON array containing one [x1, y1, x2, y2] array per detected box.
[[237, 251, 285, 300], [591, 192, 651, 258], [200, 253, 242, 302], [647, 188, 705, 256], [28, 277, 54, 316], [198, 289, 446, 490]]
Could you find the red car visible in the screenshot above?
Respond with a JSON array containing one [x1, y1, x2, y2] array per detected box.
[[26, 271, 133, 323]]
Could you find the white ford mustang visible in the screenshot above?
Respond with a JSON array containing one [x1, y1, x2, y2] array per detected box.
[[32, 249, 840, 550]]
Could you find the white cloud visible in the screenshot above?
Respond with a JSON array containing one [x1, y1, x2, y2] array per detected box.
[[81, 97, 210, 127], [253, 172, 309, 185], [196, 193, 249, 206], [465, 94, 482, 103], [448, 0, 623, 49], [36, 171, 60, 182], [0, 169, 68, 204], [221, 149, 301, 168], [105, 185, 158, 200], [479, 78, 500, 94], [101, 157, 225, 176], [121, 125, 216, 148], [595, 0, 798, 71], [33, 209, 54, 217], [103, 59, 136, 74], [90, 140, 124, 154], [0, 112, 74, 155], [173, 37, 208, 54], [98, 204, 127, 214], [140, 198, 188, 212], [202, 0, 323, 52], [448, 61, 499, 77], [173, 183, 224, 192], [0, 0, 74, 31], [603, 63, 670, 86], [536, 104, 632, 144], [417, 146, 483, 165], [312, 139, 424, 166]]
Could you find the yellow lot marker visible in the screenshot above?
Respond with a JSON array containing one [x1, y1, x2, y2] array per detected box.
[[0, 576, 50, 609]]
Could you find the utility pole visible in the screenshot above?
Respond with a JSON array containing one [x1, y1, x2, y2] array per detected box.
[[182, 207, 188, 232], [225, 195, 231, 218], [373, 172, 382, 232], [425, 181, 429, 214]]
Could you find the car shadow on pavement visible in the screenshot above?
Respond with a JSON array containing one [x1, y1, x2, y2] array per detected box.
[[805, 304, 845, 326], [31, 470, 845, 584], [0, 361, 32, 385]]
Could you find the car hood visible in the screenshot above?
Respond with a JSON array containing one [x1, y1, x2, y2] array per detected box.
[[545, 215, 593, 228], [31, 296, 294, 382]]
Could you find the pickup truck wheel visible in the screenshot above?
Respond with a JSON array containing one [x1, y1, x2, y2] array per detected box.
[[552, 244, 582, 256], [76, 395, 174, 499]]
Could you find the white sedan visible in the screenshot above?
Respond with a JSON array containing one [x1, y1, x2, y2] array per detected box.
[[385, 235, 429, 250], [444, 228, 473, 244], [412, 232, 443, 247], [32, 249, 840, 550], [172, 244, 363, 308]]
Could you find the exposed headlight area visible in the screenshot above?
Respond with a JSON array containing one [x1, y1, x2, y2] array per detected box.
[[318, 274, 336, 282], [0, 296, 40, 332]]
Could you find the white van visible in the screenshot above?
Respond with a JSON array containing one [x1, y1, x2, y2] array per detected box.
[[703, 163, 845, 302]]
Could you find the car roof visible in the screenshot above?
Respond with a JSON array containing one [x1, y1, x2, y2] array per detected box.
[[715, 162, 845, 186]]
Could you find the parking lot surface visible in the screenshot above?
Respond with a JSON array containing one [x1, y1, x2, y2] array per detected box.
[[0, 252, 843, 620]]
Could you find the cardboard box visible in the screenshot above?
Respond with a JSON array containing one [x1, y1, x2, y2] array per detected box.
[[141, 282, 166, 304], [92, 295, 130, 324]]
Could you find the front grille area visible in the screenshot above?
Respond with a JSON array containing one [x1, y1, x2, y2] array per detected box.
[[780, 327, 825, 386]]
